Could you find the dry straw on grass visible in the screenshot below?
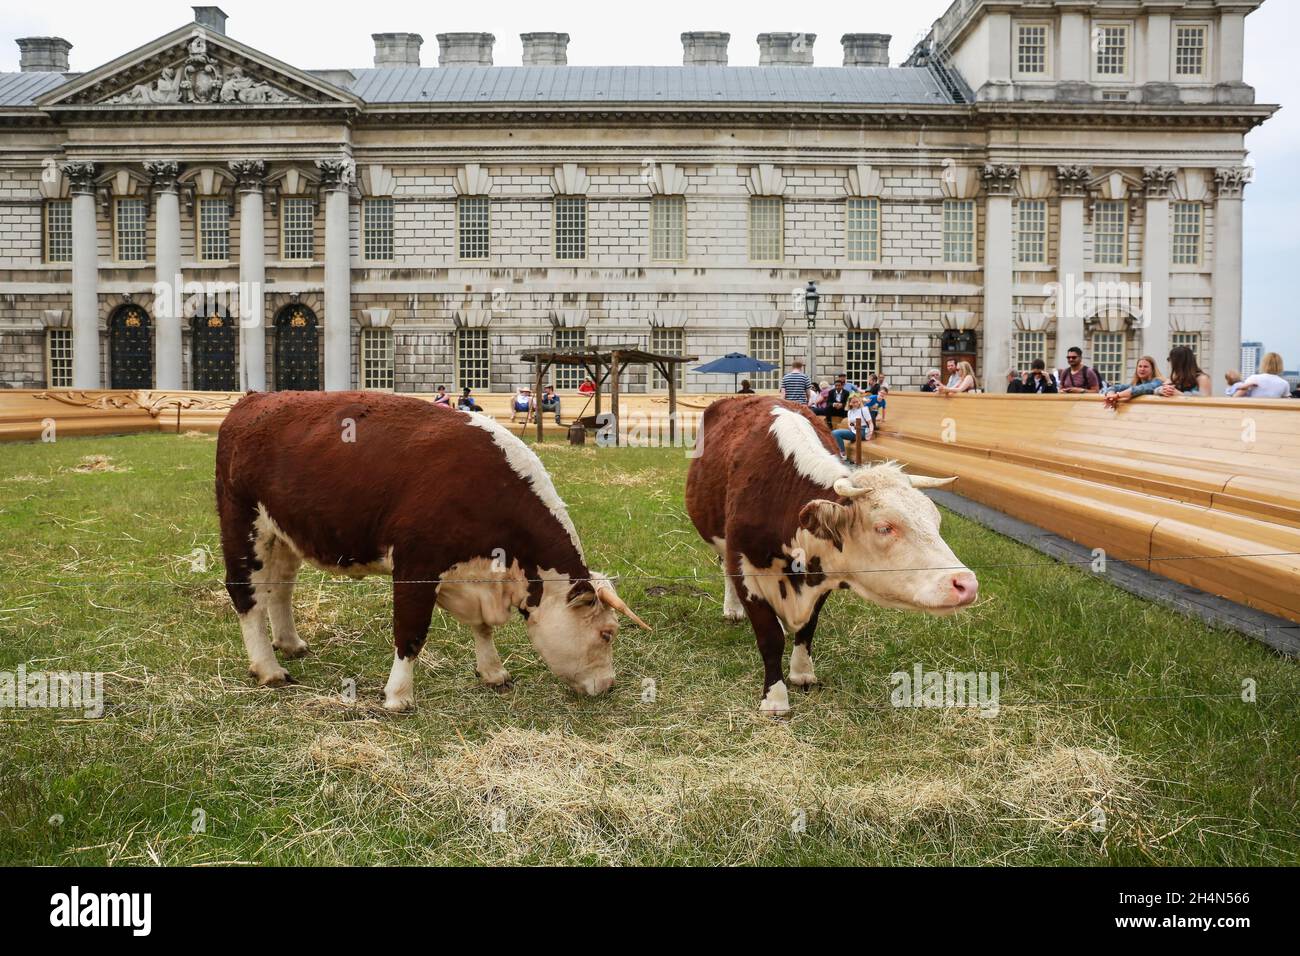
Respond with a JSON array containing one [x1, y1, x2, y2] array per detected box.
[[71, 454, 129, 474]]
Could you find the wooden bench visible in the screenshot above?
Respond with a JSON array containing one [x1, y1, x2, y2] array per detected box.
[[862, 392, 1300, 624]]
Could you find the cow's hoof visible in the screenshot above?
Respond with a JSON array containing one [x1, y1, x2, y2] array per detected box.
[[723, 610, 746, 623], [253, 667, 294, 688], [789, 673, 818, 689], [759, 680, 791, 716], [382, 694, 414, 713], [789, 647, 817, 687], [489, 679, 514, 694], [477, 668, 513, 691], [273, 639, 310, 659]]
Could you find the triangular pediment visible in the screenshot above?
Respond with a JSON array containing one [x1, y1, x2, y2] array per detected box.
[[37, 24, 358, 109]]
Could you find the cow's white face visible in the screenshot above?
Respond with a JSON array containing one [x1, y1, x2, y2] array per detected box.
[[797, 467, 978, 614], [527, 572, 645, 696]]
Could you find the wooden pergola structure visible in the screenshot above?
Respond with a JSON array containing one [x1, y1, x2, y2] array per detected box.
[[519, 345, 698, 444]]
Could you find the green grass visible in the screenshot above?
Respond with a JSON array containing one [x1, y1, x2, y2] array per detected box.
[[1, 433, 1297, 865]]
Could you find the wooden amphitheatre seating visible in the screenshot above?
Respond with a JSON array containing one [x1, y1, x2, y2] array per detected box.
[[862, 392, 1300, 625]]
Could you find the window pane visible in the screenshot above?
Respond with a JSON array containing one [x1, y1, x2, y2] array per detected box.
[[1014, 331, 1047, 372], [551, 327, 587, 389], [943, 200, 975, 264], [845, 330, 879, 385], [1093, 200, 1127, 266], [361, 328, 395, 390], [1095, 26, 1129, 76], [115, 198, 147, 262], [1174, 26, 1206, 77], [1016, 200, 1047, 264], [364, 198, 394, 261], [457, 328, 490, 390], [1171, 332, 1200, 360], [651, 195, 685, 260], [1091, 332, 1126, 385], [651, 327, 684, 389], [198, 197, 230, 261], [45, 200, 72, 262], [1017, 24, 1048, 74], [458, 196, 490, 260], [748, 197, 783, 261], [748, 328, 783, 389], [1172, 202, 1202, 266], [846, 197, 880, 262], [47, 328, 73, 387], [282, 198, 314, 261], [554, 196, 586, 260]]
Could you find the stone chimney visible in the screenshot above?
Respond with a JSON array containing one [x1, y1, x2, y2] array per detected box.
[[437, 33, 495, 66], [16, 37, 72, 72], [841, 33, 891, 67], [373, 33, 423, 68], [192, 6, 228, 35], [682, 31, 729, 66], [758, 32, 816, 66], [521, 33, 569, 66]]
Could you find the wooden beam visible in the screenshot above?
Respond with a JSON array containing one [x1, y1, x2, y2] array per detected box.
[[609, 350, 621, 447], [534, 359, 549, 444]]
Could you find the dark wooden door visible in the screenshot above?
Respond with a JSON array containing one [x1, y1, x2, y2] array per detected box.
[[109, 306, 152, 389]]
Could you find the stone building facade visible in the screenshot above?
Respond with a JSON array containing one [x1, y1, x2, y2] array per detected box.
[[0, 2, 1273, 394]]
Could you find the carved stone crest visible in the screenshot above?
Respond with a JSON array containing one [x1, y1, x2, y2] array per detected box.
[[106, 33, 298, 105]]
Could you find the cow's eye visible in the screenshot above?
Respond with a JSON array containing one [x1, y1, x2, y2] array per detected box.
[[874, 523, 895, 536]]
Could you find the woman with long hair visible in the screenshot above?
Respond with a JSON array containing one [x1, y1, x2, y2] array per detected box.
[[1103, 355, 1163, 407], [1232, 352, 1292, 399], [938, 361, 978, 395], [1157, 346, 1212, 397], [831, 392, 874, 460]]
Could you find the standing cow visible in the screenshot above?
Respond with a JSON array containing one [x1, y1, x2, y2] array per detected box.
[[215, 391, 648, 711], [686, 396, 978, 714]]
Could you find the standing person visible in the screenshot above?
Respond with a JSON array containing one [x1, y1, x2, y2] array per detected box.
[[780, 359, 814, 405], [831, 393, 874, 461], [1022, 359, 1059, 395], [1103, 355, 1163, 407], [938, 362, 978, 395], [1157, 346, 1213, 397], [1231, 352, 1291, 399], [1059, 347, 1102, 393]]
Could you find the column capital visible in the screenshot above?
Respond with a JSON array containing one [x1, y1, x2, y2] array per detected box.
[[1141, 166, 1178, 199], [316, 157, 355, 191], [981, 163, 1020, 197], [229, 159, 268, 192], [61, 161, 98, 195], [1214, 166, 1252, 200], [144, 160, 181, 192], [1055, 165, 1092, 198]]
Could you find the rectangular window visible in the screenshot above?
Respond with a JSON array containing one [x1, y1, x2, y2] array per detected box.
[[1093, 200, 1128, 266], [1174, 25, 1207, 78], [46, 328, 73, 388], [1014, 331, 1048, 372], [456, 328, 490, 390], [44, 200, 72, 263], [943, 200, 976, 264], [748, 328, 783, 390], [114, 197, 147, 262], [1016, 23, 1049, 76], [1094, 24, 1130, 77], [1171, 331, 1201, 359], [1172, 202, 1203, 266], [651, 326, 685, 390], [846, 197, 881, 262], [551, 327, 587, 390], [281, 197, 315, 261], [1091, 332, 1126, 386], [554, 196, 587, 260], [651, 195, 686, 261], [1016, 200, 1048, 265], [748, 196, 783, 262], [458, 196, 490, 261], [360, 327, 395, 391], [845, 330, 880, 385], [363, 198, 394, 262], [197, 197, 230, 262]]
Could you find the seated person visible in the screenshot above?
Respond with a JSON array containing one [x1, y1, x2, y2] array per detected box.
[[920, 369, 942, 393], [539, 384, 562, 423], [938, 362, 978, 395], [456, 387, 482, 412], [832, 394, 874, 460], [1022, 359, 1059, 394], [1006, 369, 1024, 394], [1103, 355, 1163, 408], [1058, 347, 1102, 393], [1156, 346, 1212, 398], [809, 380, 832, 416], [578, 377, 597, 395], [736, 379, 755, 394], [432, 385, 452, 407], [1231, 352, 1291, 399], [1224, 369, 1243, 396], [820, 375, 854, 425], [510, 386, 533, 422]]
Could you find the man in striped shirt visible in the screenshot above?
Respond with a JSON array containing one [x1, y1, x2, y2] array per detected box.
[[780, 360, 814, 405]]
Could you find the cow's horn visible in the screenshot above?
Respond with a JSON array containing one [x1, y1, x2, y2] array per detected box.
[[833, 477, 871, 499], [597, 585, 652, 631], [908, 474, 957, 489]]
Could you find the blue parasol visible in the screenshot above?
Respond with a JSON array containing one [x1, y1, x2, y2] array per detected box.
[[692, 352, 779, 392]]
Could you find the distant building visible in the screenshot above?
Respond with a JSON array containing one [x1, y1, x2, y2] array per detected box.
[[1241, 342, 1265, 376]]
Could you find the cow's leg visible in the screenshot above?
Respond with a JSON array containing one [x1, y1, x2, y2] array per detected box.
[[732, 552, 789, 715], [472, 623, 512, 690], [790, 593, 828, 688], [222, 502, 291, 688], [264, 537, 308, 658], [713, 537, 745, 621], [383, 579, 438, 712]]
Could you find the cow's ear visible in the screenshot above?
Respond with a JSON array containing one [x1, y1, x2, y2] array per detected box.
[[798, 499, 848, 546]]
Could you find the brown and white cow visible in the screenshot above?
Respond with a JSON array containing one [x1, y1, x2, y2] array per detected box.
[[215, 391, 648, 711], [686, 396, 978, 714]]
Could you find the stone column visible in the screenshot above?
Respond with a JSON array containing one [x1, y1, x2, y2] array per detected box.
[[146, 161, 183, 389], [1054, 166, 1091, 372], [63, 162, 100, 389], [1211, 167, 1249, 385], [318, 158, 355, 391], [1141, 168, 1176, 369], [230, 160, 267, 391], [981, 164, 1018, 385]]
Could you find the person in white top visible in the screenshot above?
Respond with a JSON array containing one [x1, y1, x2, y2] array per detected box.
[[831, 393, 874, 460], [1231, 352, 1292, 399]]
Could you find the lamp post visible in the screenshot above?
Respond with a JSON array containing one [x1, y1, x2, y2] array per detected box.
[[803, 280, 820, 392]]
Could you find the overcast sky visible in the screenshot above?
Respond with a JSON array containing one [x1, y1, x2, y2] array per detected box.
[[2, 0, 1294, 368]]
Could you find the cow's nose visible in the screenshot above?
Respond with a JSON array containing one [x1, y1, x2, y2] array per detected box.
[[583, 673, 615, 696], [951, 572, 978, 606]]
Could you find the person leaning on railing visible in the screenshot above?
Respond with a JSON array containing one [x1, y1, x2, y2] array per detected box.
[[1103, 355, 1164, 408], [1155, 346, 1212, 398], [1021, 359, 1059, 394], [1229, 352, 1292, 399], [938, 361, 978, 395]]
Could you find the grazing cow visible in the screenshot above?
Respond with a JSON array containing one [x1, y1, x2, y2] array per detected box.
[[215, 391, 648, 711], [685, 396, 978, 714]]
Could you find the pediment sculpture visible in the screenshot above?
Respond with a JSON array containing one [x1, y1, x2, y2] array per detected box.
[[107, 34, 299, 105]]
